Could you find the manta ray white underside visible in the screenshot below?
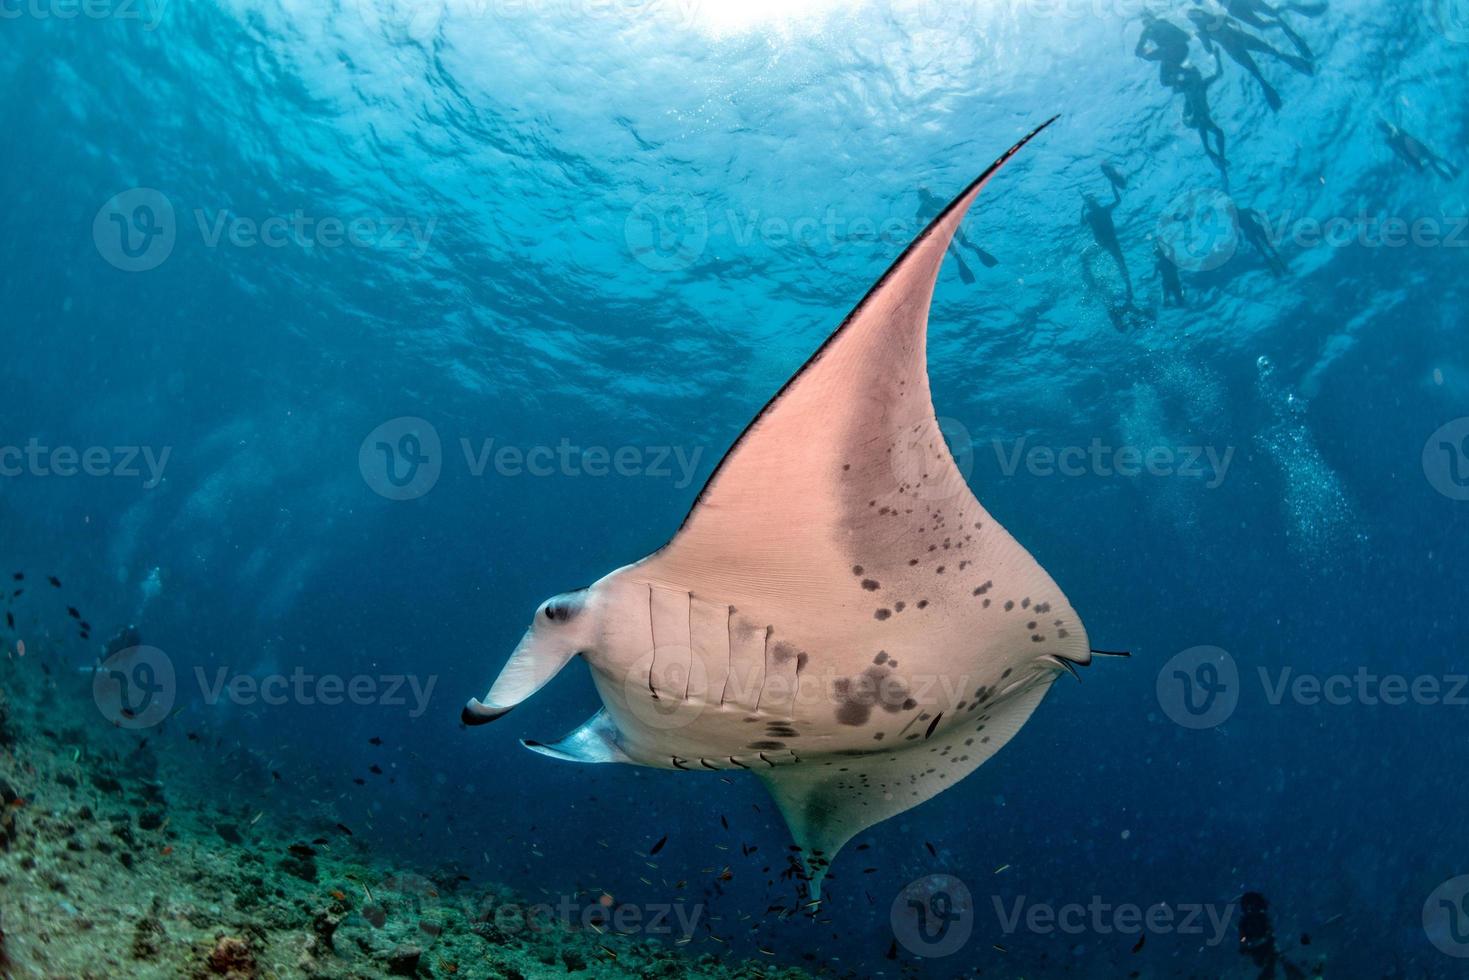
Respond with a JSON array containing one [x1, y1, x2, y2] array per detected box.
[[464, 118, 1115, 897]]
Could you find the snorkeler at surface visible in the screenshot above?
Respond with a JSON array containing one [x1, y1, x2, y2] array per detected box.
[[917, 186, 998, 285], [1225, 0, 1325, 61], [1238, 207, 1287, 276], [1377, 119, 1462, 180], [1188, 8, 1313, 111], [1238, 892, 1308, 979], [1135, 11, 1193, 87]]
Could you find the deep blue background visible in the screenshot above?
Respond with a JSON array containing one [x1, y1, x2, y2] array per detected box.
[[2, 0, 1467, 974]]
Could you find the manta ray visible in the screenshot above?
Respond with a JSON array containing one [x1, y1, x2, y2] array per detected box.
[[464, 119, 1119, 896]]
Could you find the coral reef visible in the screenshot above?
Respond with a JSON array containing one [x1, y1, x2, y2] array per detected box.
[[0, 646, 812, 980]]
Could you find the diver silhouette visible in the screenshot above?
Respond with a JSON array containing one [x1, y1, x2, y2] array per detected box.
[[1135, 11, 1193, 87], [1225, 0, 1325, 62], [1187, 8, 1314, 111], [1238, 892, 1308, 979], [918, 186, 998, 285], [1238, 207, 1287, 276], [1155, 239, 1186, 308], [1080, 181, 1151, 331], [1081, 183, 1134, 306], [1173, 52, 1230, 181], [1377, 120, 1461, 180]]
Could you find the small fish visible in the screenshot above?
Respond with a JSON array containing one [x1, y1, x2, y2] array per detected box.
[[66, 607, 80, 620], [994, 863, 1011, 874], [5, 613, 12, 629], [369, 765, 383, 775], [369, 737, 382, 746], [719, 815, 728, 830], [186, 732, 200, 742], [1132, 934, 1146, 953], [992, 943, 1008, 952], [597, 944, 618, 961], [272, 771, 282, 782], [352, 778, 365, 786], [289, 843, 316, 858], [330, 888, 347, 901], [160, 845, 173, 856], [924, 841, 937, 858], [335, 823, 354, 836], [886, 939, 898, 960], [649, 834, 668, 856], [48, 576, 61, 588], [312, 837, 329, 845], [856, 843, 871, 851], [10, 572, 21, 581]]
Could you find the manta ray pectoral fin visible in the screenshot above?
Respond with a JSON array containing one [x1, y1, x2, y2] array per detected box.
[[522, 709, 636, 765], [755, 678, 1055, 899], [462, 627, 579, 727]]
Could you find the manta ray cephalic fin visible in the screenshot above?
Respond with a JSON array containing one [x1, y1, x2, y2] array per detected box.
[[522, 709, 635, 764]]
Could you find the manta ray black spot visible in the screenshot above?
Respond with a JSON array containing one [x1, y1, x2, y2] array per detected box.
[[860, 579, 879, 591], [874, 609, 891, 620], [749, 741, 786, 750]]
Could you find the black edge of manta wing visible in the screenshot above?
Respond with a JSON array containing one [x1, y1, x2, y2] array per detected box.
[[461, 697, 510, 727], [1089, 648, 1132, 658], [663, 115, 1061, 540]]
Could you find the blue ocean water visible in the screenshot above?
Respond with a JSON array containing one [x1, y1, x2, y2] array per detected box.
[[2, 0, 1468, 975]]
